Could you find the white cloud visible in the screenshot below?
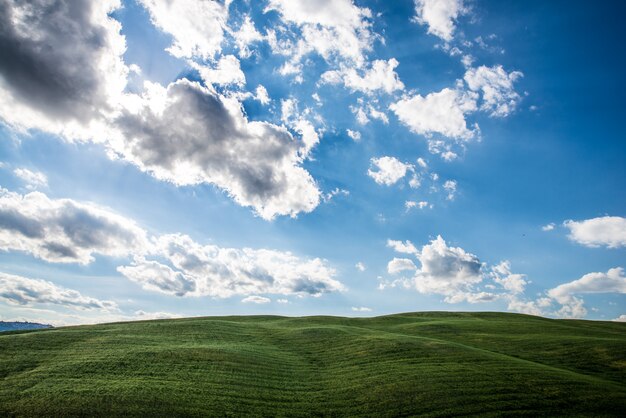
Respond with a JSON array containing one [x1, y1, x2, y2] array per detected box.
[[390, 87, 478, 140], [352, 306, 372, 312], [232, 15, 264, 59], [276, 298, 290, 304], [346, 129, 361, 141], [443, 180, 457, 200], [352, 105, 370, 125], [367, 156, 413, 186], [412, 236, 483, 302], [548, 267, 626, 317], [242, 295, 271, 304], [413, 0, 468, 42], [133, 310, 182, 320], [113, 79, 320, 220], [0, 271, 118, 311], [138, 0, 228, 59], [405, 201, 431, 211], [321, 59, 404, 94], [265, 0, 375, 67], [355, 262, 366, 272], [613, 315, 626, 322], [13, 168, 48, 190], [255, 85, 271, 105], [368, 106, 389, 124], [387, 257, 417, 274], [564, 216, 626, 248], [0, 188, 148, 264], [280, 98, 322, 158], [192, 55, 246, 87], [323, 188, 350, 203], [118, 233, 345, 299], [385, 235, 526, 305], [507, 268, 626, 319], [464, 65, 523, 117], [117, 258, 196, 297], [490, 261, 527, 294], [542, 223, 555, 231], [387, 239, 419, 255], [506, 296, 552, 317]]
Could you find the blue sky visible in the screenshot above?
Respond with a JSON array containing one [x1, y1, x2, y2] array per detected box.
[[0, 0, 624, 325]]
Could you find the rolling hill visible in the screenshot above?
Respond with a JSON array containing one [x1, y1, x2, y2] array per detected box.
[[0, 312, 624, 416]]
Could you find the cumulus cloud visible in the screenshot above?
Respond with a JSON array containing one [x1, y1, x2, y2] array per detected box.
[[384, 236, 532, 305], [112, 79, 320, 220], [490, 261, 527, 294], [387, 258, 417, 274], [280, 97, 322, 158], [117, 258, 196, 297], [464, 65, 523, 117], [266, 0, 375, 68], [242, 295, 271, 304], [138, 0, 228, 59], [405, 201, 431, 211], [542, 223, 556, 231], [13, 168, 47, 190], [0, 0, 127, 136], [508, 267, 626, 319], [564, 216, 626, 248], [232, 15, 264, 59], [322, 188, 350, 203], [346, 129, 361, 141], [547, 267, 626, 318], [192, 55, 246, 87], [443, 180, 457, 201], [355, 262, 366, 272], [413, 0, 468, 42], [133, 310, 182, 320], [367, 156, 413, 186], [118, 233, 345, 299], [351, 306, 372, 312], [321, 59, 404, 94], [390, 88, 478, 140], [411, 236, 483, 302], [0, 271, 118, 311], [614, 315, 626, 322], [0, 1, 327, 221], [0, 188, 148, 264], [387, 239, 419, 255], [255, 85, 271, 105], [506, 296, 552, 317]]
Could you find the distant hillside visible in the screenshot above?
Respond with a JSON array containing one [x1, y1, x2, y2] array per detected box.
[[0, 312, 624, 416], [0, 321, 52, 332]]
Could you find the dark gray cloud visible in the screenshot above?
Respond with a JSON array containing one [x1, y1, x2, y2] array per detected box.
[[0, 0, 126, 124]]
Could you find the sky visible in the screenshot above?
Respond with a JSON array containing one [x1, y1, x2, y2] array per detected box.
[[0, 0, 624, 326]]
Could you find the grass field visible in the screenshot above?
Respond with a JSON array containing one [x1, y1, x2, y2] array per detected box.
[[0, 312, 624, 416]]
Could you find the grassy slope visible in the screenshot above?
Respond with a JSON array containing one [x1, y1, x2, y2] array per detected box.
[[0, 312, 624, 417]]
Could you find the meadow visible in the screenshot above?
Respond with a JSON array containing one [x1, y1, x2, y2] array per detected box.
[[0, 312, 624, 416]]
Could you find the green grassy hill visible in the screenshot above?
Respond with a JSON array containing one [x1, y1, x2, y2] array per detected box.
[[1, 312, 624, 417]]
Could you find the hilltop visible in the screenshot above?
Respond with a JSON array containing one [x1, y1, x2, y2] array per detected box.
[[0, 312, 624, 416]]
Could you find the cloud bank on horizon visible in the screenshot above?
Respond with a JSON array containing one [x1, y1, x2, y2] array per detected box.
[[0, 0, 624, 325]]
